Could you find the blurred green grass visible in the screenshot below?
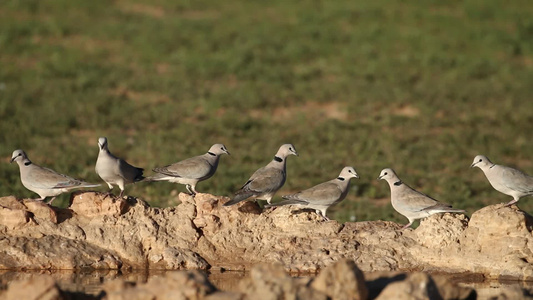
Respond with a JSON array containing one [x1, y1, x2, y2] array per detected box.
[[1, 0, 532, 224]]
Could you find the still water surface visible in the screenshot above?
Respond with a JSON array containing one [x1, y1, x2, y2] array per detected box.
[[1, 269, 532, 298]]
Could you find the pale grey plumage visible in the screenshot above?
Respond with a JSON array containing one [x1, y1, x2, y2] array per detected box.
[[378, 168, 465, 229], [145, 144, 230, 195], [266, 166, 359, 220], [224, 144, 298, 206], [95, 137, 144, 197], [10, 149, 100, 205], [471, 155, 533, 206]]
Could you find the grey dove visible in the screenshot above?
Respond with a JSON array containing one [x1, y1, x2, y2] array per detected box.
[[95, 137, 144, 197], [378, 168, 465, 229], [145, 144, 230, 195], [471, 155, 533, 206], [265, 166, 359, 220], [10, 149, 100, 205], [223, 144, 298, 206]]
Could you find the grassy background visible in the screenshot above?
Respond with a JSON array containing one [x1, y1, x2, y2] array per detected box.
[[1, 0, 532, 224]]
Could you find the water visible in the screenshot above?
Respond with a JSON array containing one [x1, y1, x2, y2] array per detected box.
[[0, 269, 247, 296], [1, 269, 532, 298]]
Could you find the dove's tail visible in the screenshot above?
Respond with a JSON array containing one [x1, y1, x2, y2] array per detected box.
[[223, 189, 257, 206], [265, 198, 308, 208], [79, 183, 101, 188]]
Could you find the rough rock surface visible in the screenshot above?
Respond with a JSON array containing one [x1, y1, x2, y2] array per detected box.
[[1, 192, 533, 280], [1, 260, 479, 300], [103, 270, 221, 300], [311, 259, 368, 300]]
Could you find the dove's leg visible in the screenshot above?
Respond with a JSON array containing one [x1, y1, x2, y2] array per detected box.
[[117, 181, 126, 198], [185, 184, 196, 196], [191, 184, 199, 195], [263, 196, 276, 210], [46, 197, 57, 205], [504, 197, 519, 207], [400, 221, 413, 230], [316, 210, 330, 221], [103, 183, 115, 197]]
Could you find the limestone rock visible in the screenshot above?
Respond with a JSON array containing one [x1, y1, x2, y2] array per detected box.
[[22, 200, 59, 224], [69, 191, 129, 218], [238, 263, 327, 300], [311, 259, 368, 300], [411, 213, 469, 249], [0, 196, 32, 229], [407, 204, 533, 279], [463, 204, 533, 280], [372, 272, 477, 300], [375, 272, 445, 300], [432, 276, 477, 300], [0, 235, 122, 269], [0, 193, 208, 271], [2, 192, 533, 280], [103, 270, 221, 300], [0, 205, 31, 230]]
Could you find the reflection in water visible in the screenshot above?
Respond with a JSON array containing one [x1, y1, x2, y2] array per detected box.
[[208, 270, 247, 293], [0, 269, 248, 296], [1, 269, 533, 298], [1, 269, 138, 296], [461, 280, 533, 299]]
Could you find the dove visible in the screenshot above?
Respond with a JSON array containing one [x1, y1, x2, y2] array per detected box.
[[10, 149, 100, 205], [471, 155, 533, 206], [223, 144, 298, 206], [95, 137, 144, 197], [145, 144, 230, 195], [265, 166, 359, 220], [378, 168, 465, 229]]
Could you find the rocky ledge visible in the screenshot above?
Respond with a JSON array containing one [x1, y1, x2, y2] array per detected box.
[[0, 192, 532, 281]]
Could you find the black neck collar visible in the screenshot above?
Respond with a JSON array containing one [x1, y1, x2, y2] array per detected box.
[[207, 152, 216, 156], [24, 161, 32, 166], [394, 180, 403, 186], [273, 156, 283, 162], [337, 177, 345, 181]]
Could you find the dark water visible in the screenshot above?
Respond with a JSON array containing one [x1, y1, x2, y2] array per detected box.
[[1, 269, 532, 299]]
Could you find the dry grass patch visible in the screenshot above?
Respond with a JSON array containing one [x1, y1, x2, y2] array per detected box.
[[249, 101, 348, 123], [117, 2, 165, 19]]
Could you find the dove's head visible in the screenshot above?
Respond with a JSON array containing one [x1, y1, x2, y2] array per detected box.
[[98, 137, 109, 151], [277, 144, 298, 158], [11, 149, 29, 164], [471, 155, 492, 169], [339, 166, 359, 179], [377, 168, 398, 182], [208, 144, 230, 156]]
